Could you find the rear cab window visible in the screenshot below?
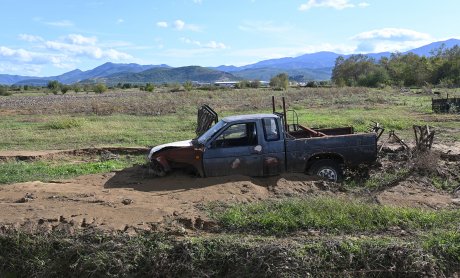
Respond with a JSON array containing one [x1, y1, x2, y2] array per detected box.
[[262, 118, 280, 141]]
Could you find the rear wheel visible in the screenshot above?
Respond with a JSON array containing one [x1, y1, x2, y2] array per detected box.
[[149, 160, 166, 177], [309, 159, 343, 182]]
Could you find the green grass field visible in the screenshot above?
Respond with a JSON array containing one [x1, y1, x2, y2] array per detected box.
[[0, 155, 145, 184], [0, 87, 459, 151]]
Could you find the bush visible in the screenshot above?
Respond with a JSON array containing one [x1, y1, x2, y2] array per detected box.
[[46, 118, 84, 129], [0, 86, 12, 96], [60, 85, 70, 94], [73, 84, 81, 93], [269, 73, 289, 90], [183, 80, 193, 92], [94, 83, 107, 94], [145, 83, 155, 92]]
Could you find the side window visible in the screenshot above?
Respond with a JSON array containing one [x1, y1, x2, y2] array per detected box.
[[213, 123, 258, 148], [263, 118, 280, 141]]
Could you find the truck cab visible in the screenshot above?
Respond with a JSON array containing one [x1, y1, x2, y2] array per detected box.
[[197, 114, 285, 177]]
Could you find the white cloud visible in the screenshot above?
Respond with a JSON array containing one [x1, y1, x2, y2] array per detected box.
[[351, 28, 431, 41], [157, 19, 201, 31], [174, 20, 186, 30], [45, 20, 74, 27], [117, 18, 124, 24], [45, 40, 132, 60], [0, 33, 135, 75], [351, 28, 432, 53], [299, 0, 355, 11], [66, 34, 97, 45], [205, 41, 227, 49], [0, 46, 73, 68], [180, 37, 227, 49], [0, 46, 34, 62], [18, 34, 44, 42], [156, 21, 168, 28]]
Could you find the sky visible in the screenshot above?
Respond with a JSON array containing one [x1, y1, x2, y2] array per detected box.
[[0, 0, 459, 76]]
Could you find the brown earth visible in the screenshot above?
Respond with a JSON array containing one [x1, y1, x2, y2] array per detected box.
[[0, 144, 458, 235], [0, 168, 342, 235]]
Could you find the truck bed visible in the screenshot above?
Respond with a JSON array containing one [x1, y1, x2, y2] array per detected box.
[[285, 132, 377, 173], [288, 124, 354, 139]]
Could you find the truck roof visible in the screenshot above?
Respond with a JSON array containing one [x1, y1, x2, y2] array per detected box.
[[222, 113, 280, 122]]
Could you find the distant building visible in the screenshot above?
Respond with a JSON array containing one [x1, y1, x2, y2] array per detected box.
[[214, 81, 239, 87]]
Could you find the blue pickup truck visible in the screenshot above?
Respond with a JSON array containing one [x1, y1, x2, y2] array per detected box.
[[147, 100, 379, 182]]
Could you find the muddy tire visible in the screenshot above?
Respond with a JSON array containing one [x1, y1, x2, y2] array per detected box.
[[149, 160, 166, 177], [309, 159, 343, 182]]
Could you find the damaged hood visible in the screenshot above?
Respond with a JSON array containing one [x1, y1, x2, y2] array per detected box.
[[148, 140, 193, 159]]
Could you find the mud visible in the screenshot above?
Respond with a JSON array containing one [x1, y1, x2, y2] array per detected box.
[[0, 143, 458, 235]]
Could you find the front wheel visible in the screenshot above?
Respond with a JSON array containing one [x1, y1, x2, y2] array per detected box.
[[308, 159, 343, 182], [149, 160, 166, 177]]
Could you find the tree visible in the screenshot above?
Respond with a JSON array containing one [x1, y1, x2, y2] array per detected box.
[[236, 80, 250, 89], [47, 80, 61, 94], [269, 73, 289, 90], [94, 83, 107, 94], [72, 84, 81, 93], [61, 85, 70, 94], [0, 86, 12, 96], [250, 80, 261, 88]]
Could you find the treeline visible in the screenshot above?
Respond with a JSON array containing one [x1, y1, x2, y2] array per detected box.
[[332, 45, 460, 88]]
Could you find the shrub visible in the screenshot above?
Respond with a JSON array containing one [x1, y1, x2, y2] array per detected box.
[[183, 80, 193, 91], [0, 86, 12, 96], [269, 73, 289, 90], [145, 83, 155, 92], [60, 85, 70, 94], [94, 83, 107, 94], [46, 118, 84, 129]]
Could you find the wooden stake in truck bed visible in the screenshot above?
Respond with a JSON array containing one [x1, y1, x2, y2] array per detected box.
[[148, 98, 379, 182]]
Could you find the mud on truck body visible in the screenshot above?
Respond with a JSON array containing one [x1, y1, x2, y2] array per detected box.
[[148, 97, 382, 182]]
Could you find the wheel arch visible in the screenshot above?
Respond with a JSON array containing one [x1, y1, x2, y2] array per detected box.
[[305, 152, 345, 172]]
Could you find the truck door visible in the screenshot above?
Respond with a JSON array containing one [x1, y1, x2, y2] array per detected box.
[[261, 117, 285, 175], [203, 122, 263, 177]]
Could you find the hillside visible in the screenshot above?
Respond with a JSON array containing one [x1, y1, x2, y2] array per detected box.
[[86, 66, 239, 85], [232, 67, 332, 81], [11, 63, 168, 86]]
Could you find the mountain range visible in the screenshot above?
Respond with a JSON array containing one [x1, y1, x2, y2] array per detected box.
[[1, 39, 459, 86]]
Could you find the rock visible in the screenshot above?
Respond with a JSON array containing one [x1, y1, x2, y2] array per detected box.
[[176, 217, 194, 229], [81, 217, 95, 227], [53, 223, 75, 235], [16, 192, 36, 203], [202, 220, 218, 231], [452, 198, 460, 206], [195, 217, 204, 229], [307, 229, 321, 236], [122, 198, 133, 205], [124, 226, 137, 236]]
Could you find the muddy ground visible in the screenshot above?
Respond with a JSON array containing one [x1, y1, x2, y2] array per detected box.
[[0, 143, 459, 235]]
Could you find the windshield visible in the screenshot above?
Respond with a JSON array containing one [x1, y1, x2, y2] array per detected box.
[[196, 120, 226, 145]]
